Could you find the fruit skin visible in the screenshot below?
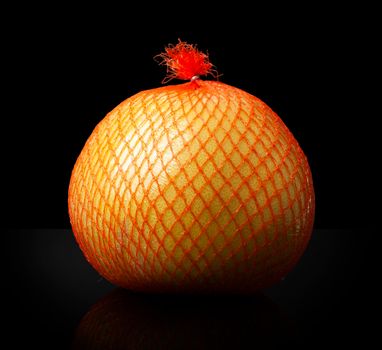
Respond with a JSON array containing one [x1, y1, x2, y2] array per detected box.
[[68, 80, 314, 294]]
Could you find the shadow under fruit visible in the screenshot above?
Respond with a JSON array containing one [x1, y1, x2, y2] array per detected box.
[[72, 288, 298, 349]]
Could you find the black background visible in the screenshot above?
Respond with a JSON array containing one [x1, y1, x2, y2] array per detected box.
[[6, 229, 377, 349], [2, 3, 379, 349], [3, 4, 377, 230]]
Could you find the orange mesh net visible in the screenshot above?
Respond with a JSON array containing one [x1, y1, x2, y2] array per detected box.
[[68, 80, 314, 294], [155, 40, 216, 83]]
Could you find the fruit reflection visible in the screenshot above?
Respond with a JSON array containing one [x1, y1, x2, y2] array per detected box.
[[72, 288, 297, 349]]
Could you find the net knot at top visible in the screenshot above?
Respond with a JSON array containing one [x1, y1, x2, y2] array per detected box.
[[156, 40, 217, 83]]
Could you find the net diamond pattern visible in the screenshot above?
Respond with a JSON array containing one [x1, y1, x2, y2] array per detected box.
[[69, 81, 314, 293]]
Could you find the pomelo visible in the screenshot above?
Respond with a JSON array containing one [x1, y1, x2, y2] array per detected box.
[[68, 41, 314, 293]]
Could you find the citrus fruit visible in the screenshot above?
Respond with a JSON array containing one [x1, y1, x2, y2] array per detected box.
[[68, 41, 314, 293]]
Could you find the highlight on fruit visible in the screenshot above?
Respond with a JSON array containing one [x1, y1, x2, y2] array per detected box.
[[68, 40, 315, 294]]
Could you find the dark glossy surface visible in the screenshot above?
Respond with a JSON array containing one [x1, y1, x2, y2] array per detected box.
[[5, 229, 377, 349]]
